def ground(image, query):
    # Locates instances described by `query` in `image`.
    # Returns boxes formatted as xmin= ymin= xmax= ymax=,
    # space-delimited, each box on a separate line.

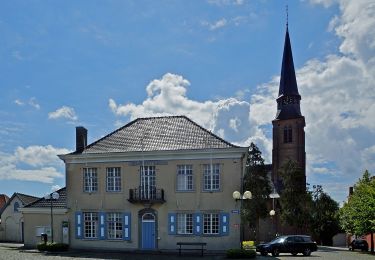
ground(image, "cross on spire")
xmin=286 ymin=4 xmax=289 ymax=28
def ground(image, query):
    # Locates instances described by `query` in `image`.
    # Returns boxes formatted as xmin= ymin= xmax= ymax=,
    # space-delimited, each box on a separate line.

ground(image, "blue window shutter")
xmin=168 ymin=213 xmax=176 ymax=235
xmin=193 ymin=213 xmax=202 ymax=236
xmin=123 ymin=212 xmax=131 ymax=241
xmin=220 ymin=212 xmax=229 ymax=236
xmin=75 ymin=211 xmax=83 ymax=239
xmin=99 ymin=212 xmax=106 ymax=240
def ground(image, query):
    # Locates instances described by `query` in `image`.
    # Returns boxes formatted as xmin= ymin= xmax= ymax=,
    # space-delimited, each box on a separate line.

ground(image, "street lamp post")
xmin=232 ymin=190 xmax=252 ymax=249
xmin=269 ymin=190 xmax=280 ymax=237
xmin=44 ymin=192 xmax=59 ymax=243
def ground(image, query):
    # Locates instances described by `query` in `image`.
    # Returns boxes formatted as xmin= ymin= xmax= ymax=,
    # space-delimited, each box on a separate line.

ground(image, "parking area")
xmin=0 ymin=243 xmax=374 ymax=260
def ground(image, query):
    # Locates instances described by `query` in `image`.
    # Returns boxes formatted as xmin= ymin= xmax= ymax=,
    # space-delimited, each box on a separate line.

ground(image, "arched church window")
xmin=283 ymin=126 xmax=293 ymax=143
xmin=14 ymin=202 xmax=20 ymax=212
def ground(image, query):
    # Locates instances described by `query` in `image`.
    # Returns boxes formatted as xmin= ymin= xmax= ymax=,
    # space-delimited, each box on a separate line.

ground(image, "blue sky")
xmin=0 ymin=0 xmax=374 ymax=204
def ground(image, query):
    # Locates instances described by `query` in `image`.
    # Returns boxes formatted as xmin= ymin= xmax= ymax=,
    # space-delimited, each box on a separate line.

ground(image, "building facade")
xmin=20 ymin=188 xmax=68 ymax=247
xmin=59 ymin=116 xmax=248 ymax=251
xmin=0 ymin=193 xmax=38 ymax=242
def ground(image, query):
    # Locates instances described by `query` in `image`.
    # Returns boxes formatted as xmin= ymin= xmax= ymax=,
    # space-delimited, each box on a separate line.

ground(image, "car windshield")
xmin=270 ymin=236 xmax=286 ymax=244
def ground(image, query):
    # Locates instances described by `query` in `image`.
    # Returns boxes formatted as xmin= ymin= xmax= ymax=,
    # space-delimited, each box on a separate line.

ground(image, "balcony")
xmin=128 ymin=186 xmax=165 ymax=204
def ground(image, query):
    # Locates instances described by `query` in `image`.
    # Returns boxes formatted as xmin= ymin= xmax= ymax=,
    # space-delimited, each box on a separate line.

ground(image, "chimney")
xmin=349 ymin=186 xmax=353 ymax=196
xmin=76 ymin=126 xmax=87 ymax=153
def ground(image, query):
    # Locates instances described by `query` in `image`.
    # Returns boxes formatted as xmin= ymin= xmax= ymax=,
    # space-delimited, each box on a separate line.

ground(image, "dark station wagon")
xmin=256 ymin=235 xmax=318 ymax=256
xmin=349 ymin=239 xmax=369 ymax=251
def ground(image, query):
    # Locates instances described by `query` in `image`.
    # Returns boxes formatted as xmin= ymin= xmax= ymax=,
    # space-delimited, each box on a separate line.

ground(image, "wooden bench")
xmin=176 ymin=242 xmax=207 ymax=256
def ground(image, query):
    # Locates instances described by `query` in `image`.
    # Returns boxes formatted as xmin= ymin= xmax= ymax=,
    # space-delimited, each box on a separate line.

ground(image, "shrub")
xmin=37 ymin=242 xmax=69 ymax=252
xmin=226 ymin=248 xmax=256 ymax=258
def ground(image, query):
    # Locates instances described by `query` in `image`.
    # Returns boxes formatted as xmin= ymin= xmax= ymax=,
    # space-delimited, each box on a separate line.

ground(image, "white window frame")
xmin=106 ymin=167 xmax=121 ymax=192
xmin=84 ymin=212 xmax=98 ymax=239
xmin=107 ymin=212 xmax=123 ymax=239
xmin=83 ymin=168 xmax=98 ymax=193
xmin=177 ymin=213 xmax=193 ymax=235
xmin=140 ymin=166 xmax=156 ymax=199
xmin=177 ymin=165 xmax=193 ymax=191
xmin=203 ymin=213 xmax=219 ymax=235
xmin=203 ymin=164 xmax=220 ymax=191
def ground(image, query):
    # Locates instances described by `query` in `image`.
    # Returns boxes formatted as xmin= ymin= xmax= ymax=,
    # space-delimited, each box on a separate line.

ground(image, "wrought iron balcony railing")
xmin=128 ymin=186 xmax=165 ymax=204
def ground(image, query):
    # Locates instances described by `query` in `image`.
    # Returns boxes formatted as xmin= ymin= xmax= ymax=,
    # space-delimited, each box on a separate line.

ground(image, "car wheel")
xmin=261 ymin=251 xmax=268 ymax=256
xmin=272 ymin=248 xmax=280 ymax=257
xmin=303 ymin=248 xmax=311 ymax=256
xmin=291 ymin=252 xmax=298 ymax=256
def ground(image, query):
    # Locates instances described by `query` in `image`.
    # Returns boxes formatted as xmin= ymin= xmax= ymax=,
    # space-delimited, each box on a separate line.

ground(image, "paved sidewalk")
xmin=0 ymin=243 xmax=227 ymax=260
xmin=1 ymin=243 xmax=374 ymax=260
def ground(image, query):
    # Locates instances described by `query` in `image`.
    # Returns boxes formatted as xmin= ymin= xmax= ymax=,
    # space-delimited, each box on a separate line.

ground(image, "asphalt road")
xmin=0 ymin=243 xmax=374 ymax=260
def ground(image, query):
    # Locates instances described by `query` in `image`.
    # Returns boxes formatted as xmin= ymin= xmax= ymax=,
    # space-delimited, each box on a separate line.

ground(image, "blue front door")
xmin=142 ymin=213 xmax=156 ymax=249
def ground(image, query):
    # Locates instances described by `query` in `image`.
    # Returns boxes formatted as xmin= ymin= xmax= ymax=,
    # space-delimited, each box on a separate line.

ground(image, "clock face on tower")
xmin=282 ymin=96 xmax=295 ymax=105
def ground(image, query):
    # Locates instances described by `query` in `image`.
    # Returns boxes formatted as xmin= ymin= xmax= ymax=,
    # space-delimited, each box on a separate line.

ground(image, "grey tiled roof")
xmin=25 ymin=188 xmax=66 ymax=209
xmin=16 ymin=193 xmax=39 ymax=205
xmin=0 ymin=192 xmax=39 ymax=215
xmin=82 ymin=116 xmax=239 ymax=154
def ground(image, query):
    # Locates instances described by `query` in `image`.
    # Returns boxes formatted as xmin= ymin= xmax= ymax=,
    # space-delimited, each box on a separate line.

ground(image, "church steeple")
xmin=271 ymin=13 xmax=306 ymax=236
xmin=275 ymin=26 xmax=302 ymax=120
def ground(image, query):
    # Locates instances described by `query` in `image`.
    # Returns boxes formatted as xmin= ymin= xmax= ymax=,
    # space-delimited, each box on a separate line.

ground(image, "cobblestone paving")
xmin=0 ymin=243 xmax=374 ymax=260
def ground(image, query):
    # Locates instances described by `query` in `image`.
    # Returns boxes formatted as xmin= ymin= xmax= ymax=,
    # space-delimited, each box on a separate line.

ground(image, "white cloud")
xmin=202 ymin=18 xmax=228 ymax=31
xmin=14 ymin=97 xmax=40 ymax=109
xmin=48 ymin=106 xmax=78 ymax=121
xmin=15 ymin=145 xmax=70 ymax=167
xmin=210 ymin=18 xmax=228 ymax=30
xmin=51 ymin=184 xmax=62 ymax=192
xmin=0 ymin=145 xmax=69 ymax=183
xmin=207 ymin=0 xmax=245 ymax=6
xmin=109 ymin=73 xmax=251 ymax=145
xmin=28 ymin=97 xmax=40 ymax=110
xmin=14 ymin=99 xmax=24 ymax=106
xmin=309 ymin=0 xmax=338 ymax=8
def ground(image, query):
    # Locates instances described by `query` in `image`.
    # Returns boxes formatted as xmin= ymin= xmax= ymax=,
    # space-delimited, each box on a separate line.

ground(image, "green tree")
xmin=339 ymin=170 xmax=375 ymax=253
xmin=310 ymin=185 xmax=341 ymax=245
xmin=279 ymin=159 xmax=311 ymax=232
xmin=243 ymin=143 xmax=272 ymax=242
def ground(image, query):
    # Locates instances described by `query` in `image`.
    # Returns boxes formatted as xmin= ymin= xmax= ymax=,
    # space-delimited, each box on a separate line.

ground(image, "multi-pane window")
xmin=84 ymin=212 xmax=98 ymax=238
xmin=140 ymin=166 xmax=156 ymax=199
xmin=107 ymin=213 xmax=123 ymax=239
xmin=177 ymin=213 xmax=193 ymax=235
xmin=106 ymin=167 xmax=121 ymax=192
xmin=203 ymin=213 xmax=219 ymax=235
xmin=177 ymin=165 xmax=193 ymax=191
xmin=283 ymin=126 xmax=293 ymax=143
xmin=83 ymin=168 xmax=98 ymax=192
xmin=203 ymin=164 xmax=220 ymax=191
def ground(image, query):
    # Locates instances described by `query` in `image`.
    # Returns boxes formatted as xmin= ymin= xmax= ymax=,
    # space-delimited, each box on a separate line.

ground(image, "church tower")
xmin=272 ymin=24 xmax=306 ymax=190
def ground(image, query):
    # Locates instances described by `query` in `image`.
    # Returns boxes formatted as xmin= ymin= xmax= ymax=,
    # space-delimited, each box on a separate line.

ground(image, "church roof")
xmin=0 ymin=192 xmax=38 ymax=215
xmin=80 ymin=116 xmax=239 ymax=154
xmin=278 ymin=27 xmax=300 ymax=97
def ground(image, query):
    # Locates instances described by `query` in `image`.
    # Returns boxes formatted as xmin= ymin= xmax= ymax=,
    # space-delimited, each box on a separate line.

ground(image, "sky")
xmin=0 ymin=0 xmax=374 ymax=204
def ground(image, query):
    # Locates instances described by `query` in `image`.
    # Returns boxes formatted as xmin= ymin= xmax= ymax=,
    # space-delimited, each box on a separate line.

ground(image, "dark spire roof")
xmin=275 ymin=25 xmax=303 ymax=120
xmin=278 ymin=27 xmax=299 ymax=97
